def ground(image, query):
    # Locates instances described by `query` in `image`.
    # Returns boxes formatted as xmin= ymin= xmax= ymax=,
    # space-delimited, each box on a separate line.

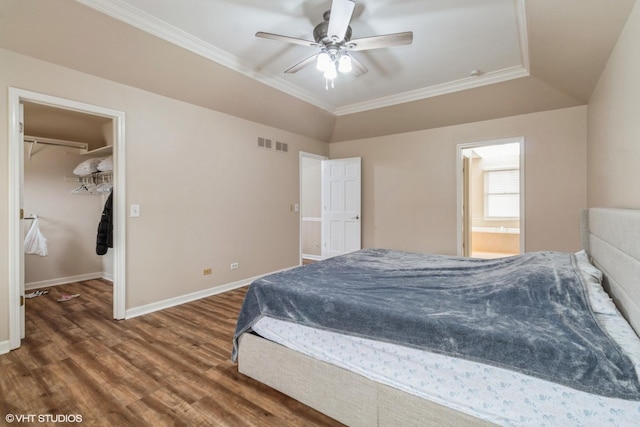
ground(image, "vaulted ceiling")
xmin=0 ymin=0 xmax=636 ymax=142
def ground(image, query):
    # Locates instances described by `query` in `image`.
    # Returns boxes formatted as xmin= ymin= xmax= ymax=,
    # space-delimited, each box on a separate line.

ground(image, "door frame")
xmin=8 ymin=87 xmax=127 ymax=350
xmin=456 ymin=137 xmax=525 ymax=257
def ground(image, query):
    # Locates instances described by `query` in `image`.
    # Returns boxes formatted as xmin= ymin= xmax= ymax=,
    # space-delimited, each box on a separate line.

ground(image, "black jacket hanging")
xmin=96 ymin=192 xmax=113 ymax=255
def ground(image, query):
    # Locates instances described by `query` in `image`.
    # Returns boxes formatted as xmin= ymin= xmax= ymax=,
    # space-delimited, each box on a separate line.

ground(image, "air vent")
xmin=257 ymin=137 xmax=272 ymax=149
xmin=258 ymin=136 xmax=287 ymax=153
xmin=275 ymin=141 xmax=288 ymax=153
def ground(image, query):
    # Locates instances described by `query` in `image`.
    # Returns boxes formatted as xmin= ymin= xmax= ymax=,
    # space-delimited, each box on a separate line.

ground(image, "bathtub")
xmin=471 ymin=226 xmax=520 ymax=256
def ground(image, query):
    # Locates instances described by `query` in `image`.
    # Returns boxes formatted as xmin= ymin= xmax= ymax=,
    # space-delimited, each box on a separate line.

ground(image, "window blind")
xmin=485 ymin=169 xmax=519 ymax=218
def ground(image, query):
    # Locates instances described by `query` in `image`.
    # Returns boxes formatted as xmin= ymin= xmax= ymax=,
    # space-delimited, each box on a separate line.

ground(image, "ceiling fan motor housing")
xmin=314 ymin=10 xmax=352 ymax=45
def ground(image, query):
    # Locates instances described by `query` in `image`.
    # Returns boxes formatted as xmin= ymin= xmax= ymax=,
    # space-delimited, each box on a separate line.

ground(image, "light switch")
xmin=130 ymin=204 xmax=140 ymax=217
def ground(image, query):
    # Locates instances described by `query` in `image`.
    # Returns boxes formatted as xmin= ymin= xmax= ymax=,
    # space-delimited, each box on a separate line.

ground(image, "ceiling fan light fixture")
xmin=316 ymin=52 xmax=331 ymax=71
xmin=323 ymin=61 xmax=338 ymax=80
xmin=338 ymin=54 xmax=352 ymax=73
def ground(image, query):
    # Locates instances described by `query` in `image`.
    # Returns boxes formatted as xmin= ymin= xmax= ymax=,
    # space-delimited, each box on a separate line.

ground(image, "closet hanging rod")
xmin=64 ymin=171 xmax=113 ymax=182
xmin=24 ymin=135 xmax=89 ymax=150
xmin=24 ymin=135 xmax=89 ymax=160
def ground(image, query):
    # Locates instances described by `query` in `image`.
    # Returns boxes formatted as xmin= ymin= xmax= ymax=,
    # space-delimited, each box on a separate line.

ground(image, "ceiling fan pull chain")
xmin=325 ymin=77 xmax=337 ymax=91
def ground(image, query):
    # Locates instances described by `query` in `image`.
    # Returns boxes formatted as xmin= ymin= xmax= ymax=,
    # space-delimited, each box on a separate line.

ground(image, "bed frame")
xmin=237 ymin=208 xmax=640 ymax=426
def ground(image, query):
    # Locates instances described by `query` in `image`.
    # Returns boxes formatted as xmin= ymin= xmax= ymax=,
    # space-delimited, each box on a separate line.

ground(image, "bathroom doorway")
xmin=457 ymin=138 xmax=524 ymax=258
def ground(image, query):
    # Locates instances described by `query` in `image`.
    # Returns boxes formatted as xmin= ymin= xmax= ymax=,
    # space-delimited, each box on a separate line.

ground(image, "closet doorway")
xmin=8 ymin=88 xmax=126 ymax=350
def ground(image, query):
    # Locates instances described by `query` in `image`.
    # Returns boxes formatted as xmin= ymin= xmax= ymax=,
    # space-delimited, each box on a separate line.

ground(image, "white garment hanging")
xmin=24 ymin=217 xmax=48 ymax=256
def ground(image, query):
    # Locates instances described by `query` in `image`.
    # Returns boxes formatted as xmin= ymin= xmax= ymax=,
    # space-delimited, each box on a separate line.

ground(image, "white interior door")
xmin=322 ymin=157 xmax=361 ymax=258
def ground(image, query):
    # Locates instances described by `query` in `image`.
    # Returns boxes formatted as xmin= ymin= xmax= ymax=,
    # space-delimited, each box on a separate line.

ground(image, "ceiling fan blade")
xmin=348 ymin=31 xmax=413 ymax=51
xmin=255 ymin=31 xmax=318 ymax=48
xmin=349 ymin=55 xmax=368 ymax=77
xmin=327 ymin=0 xmax=355 ymax=41
xmin=284 ymin=54 xmax=319 ymax=74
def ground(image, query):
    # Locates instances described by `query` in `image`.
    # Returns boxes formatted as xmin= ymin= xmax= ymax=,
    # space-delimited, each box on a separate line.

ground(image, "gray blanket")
xmin=232 ymin=249 xmax=640 ymax=400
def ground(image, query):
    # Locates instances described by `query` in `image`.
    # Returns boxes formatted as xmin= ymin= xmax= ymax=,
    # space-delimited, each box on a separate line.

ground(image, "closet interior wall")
xmin=23 ymin=143 xmax=108 ymax=289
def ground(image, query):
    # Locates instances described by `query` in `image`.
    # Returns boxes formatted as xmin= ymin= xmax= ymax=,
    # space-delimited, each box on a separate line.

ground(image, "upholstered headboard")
xmin=581 ymin=208 xmax=640 ymax=337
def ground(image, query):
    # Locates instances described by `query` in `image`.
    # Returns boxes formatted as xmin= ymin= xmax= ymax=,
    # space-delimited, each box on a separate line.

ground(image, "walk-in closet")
xmin=22 ymin=101 xmax=114 ymax=293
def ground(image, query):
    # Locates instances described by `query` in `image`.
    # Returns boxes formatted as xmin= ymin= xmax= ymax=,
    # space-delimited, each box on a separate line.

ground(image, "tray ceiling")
xmin=78 ymin=0 xmax=529 ymax=115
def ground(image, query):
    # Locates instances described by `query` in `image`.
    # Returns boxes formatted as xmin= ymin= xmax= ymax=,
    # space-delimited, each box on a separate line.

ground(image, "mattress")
xmin=252 ymin=310 xmax=640 ymax=426
xmin=249 ymin=252 xmax=640 ymax=426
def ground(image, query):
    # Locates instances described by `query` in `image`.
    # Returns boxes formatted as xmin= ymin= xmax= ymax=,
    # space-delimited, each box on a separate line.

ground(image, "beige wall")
xmin=301 ymin=221 xmax=322 ymax=257
xmin=588 ymin=1 xmax=640 ymax=208
xmin=0 ymin=48 xmax=328 ymax=344
xmin=329 ymin=106 xmax=587 ymax=255
xmin=301 ymin=156 xmax=322 ymax=257
xmin=301 ymin=157 xmax=322 ymax=218
xmin=23 ymin=145 xmax=104 ymax=285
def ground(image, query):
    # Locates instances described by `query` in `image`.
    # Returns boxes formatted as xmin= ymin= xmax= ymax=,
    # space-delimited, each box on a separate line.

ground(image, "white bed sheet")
xmin=252 ymin=308 xmax=640 ymax=427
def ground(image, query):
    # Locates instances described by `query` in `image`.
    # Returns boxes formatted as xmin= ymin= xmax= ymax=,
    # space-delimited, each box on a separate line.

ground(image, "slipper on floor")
xmin=57 ymin=294 xmax=80 ymax=302
xmin=25 ymin=289 xmax=50 ymax=299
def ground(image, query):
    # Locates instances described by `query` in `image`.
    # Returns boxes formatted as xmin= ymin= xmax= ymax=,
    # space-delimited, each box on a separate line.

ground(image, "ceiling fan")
xmin=255 ymin=0 xmax=413 ymax=89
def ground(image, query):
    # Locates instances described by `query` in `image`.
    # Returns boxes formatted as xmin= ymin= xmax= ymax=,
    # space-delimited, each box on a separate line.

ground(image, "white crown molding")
xmin=76 ymin=0 xmax=530 ymax=117
xmin=75 ymin=0 xmax=335 ymax=112
xmin=335 ymin=0 xmax=531 ymax=116
xmin=514 ymin=0 xmax=530 ymax=71
xmin=334 ymin=66 xmax=530 ymax=116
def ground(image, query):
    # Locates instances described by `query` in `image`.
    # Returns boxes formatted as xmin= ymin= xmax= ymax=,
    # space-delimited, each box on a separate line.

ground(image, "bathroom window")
xmin=485 ymin=168 xmax=519 ymax=218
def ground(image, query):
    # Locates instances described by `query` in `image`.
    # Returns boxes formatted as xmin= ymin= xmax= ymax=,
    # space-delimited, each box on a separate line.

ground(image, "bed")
xmin=233 ymin=208 xmax=640 ymax=426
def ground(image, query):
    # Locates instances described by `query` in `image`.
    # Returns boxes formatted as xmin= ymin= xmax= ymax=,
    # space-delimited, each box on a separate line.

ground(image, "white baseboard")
xmin=22 ymin=267 xmax=295 ymax=334
xmin=25 ymin=272 xmax=108 ymax=290
xmin=125 ymin=266 xmax=295 ymax=319
xmin=0 ymin=340 xmax=10 ymax=355
xmin=302 ymin=254 xmax=323 ymax=261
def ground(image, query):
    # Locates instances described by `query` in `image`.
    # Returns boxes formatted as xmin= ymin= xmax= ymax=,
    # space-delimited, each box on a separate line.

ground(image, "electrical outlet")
xmin=230 ymin=262 xmax=239 ymax=270
xmin=202 ymin=268 xmax=212 ymax=275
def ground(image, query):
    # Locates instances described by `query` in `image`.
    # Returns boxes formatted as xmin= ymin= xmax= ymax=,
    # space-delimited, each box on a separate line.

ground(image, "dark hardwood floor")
xmin=0 ymin=280 xmax=342 ymax=426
